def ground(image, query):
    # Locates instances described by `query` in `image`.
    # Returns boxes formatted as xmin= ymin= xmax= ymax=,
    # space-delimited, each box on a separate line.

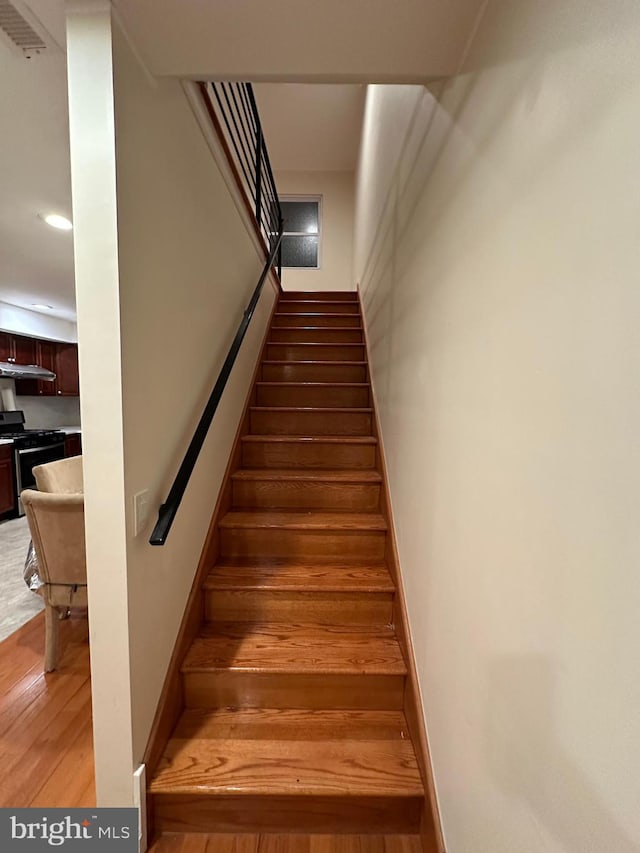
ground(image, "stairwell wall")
xmin=67 ymin=3 xmax=277 ymax=805
xmin=275 ymin=170 xmax=355 ymax=293
xmin=354 ymin=1 xmax=640 ymax=851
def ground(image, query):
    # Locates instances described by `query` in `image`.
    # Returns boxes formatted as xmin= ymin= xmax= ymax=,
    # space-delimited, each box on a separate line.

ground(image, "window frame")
xmin=280 ymin=195 xmax=322 ymax=270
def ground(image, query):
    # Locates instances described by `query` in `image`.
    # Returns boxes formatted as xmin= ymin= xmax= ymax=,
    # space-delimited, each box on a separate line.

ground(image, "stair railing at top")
xmin=149 ymin=82 xmax=283 ymax=546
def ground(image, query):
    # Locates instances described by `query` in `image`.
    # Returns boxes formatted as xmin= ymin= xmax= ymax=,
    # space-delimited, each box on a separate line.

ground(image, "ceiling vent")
xmin=0 ymin=0 xmax=57 ymax=58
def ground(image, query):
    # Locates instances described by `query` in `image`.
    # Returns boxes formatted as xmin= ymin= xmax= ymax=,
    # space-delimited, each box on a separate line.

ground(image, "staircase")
xmin=149 ymin=291 xmax=427 ymax=843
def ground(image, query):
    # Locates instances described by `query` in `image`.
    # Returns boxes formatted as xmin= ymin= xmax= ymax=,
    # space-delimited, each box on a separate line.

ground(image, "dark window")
xmin=281 ymin=198 xmax=321 ymax=269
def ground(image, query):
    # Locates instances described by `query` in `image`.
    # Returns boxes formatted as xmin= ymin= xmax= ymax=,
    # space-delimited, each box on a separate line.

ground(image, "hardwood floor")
xmin=149 ymin=833 xmax=422 ymax=852
xmin=0 ymin=609 xmax=94 ymax=808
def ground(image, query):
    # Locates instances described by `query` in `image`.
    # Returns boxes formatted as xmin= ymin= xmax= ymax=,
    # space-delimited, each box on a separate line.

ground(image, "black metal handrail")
xmin=149 ymin=83 xmax=283 ymax=546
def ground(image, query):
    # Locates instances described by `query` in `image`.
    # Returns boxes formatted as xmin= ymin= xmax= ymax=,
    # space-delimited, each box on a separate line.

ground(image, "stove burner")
xmin=0 ymin=429 xmax=66 ymax=449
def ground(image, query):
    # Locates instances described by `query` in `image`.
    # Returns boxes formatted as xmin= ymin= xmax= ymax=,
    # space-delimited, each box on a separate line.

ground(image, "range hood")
xmin=0 ymin=361 xmax=56 ymax=381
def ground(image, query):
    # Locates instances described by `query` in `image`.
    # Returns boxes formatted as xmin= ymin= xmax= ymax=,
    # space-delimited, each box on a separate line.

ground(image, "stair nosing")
xmin=256 ymin=381 xmax=370 ymax=387
xmin=262 ymin=359 xmax=368 ymax=365
xmin=204 ymin=583 xmax=394 ymax=594
xmin=230 ymin=468 xmax=382 ymax=481
xmin=270 ymin=325 xmax=363 ymax=331
xmin=250 ymin=406 xmax=373 ymax=414
xmin=219 ymin=510 xmax=387 ymax=532
xmin=268 ymin=342 xmax=364 ymax=347
xmin=241 ymin=434 xmax=377 ymax=443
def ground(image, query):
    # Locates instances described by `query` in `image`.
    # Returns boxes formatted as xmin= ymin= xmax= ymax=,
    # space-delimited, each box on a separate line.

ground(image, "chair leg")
xmin=44 ymin=603 xmax=60 ymax=672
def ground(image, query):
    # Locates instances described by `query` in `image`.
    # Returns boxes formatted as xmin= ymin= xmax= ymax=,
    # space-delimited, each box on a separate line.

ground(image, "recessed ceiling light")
xmin=32 ymin=303 xmax=53 ymax=310
xmin=40 ymin=213 xmax=73 ymax=231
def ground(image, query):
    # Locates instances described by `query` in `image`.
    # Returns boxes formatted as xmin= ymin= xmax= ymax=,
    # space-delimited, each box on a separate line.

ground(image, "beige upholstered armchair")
xmin=21 ymin=456 xmax=86 ymax=672
xmin=34 ymin=454 xmax=83 ymax=494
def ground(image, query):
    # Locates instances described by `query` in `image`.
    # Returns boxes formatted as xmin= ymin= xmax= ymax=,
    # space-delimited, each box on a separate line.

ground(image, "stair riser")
xmin=270 ymin=328 xmax=363 ymax=344
xmin=204 ymin=590 xmax=393 ymax=624
xmin=273 ymin=314 xmax=361 ymax=328
xmin=220 ymin=528 xmax=386 ymax=560
xmin=280 ymin=292 xmax=359 ymax=302
xmin=266 ymin=344 xmax=365 ymax=362
xmin=153 ymin=793 xmax=421 ymax=835
xmin=250 ymin=409 xmax=372 ymax=436
xmin=277 ymin=302 xmax=360 ymax=315
xmin=242 ymin=441 xmax=376 ymax=469
xmin=183 ymin=672 xmax=404 ymax=711
xmin=256 ymin=384 xmax=370 ymax=408
xmin=262 ymin=363 xmax=367 ymax=383
xmin=232 ymin=479 xmax=381 ymax=511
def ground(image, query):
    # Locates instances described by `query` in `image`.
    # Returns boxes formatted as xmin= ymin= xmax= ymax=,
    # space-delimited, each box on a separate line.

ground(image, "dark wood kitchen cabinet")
xmin=0 ymin=445 xmax=15 ymax=516
xmin=0 ymin=332 xmax=10 ymax=362
xmin=13 ymin=335 xmax=37 ymax=366
xmin=36 ymin=340 xmax=57 ymax=396
xmin=9 ymin=335 xmax=80 ymax=398
xmin=64 ymin=433 xmax=82 ymax=458
xmin=14 ymin=339 xmax=57 ymax=397
xmin=0 ymin=332 xmax=36 ymax=366
xmin=54 ymin=343 xmax=79 ymax=396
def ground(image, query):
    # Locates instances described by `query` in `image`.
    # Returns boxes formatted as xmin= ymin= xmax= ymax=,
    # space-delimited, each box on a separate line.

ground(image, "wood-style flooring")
xmin=0 ymin=609 xmax=95 ymax=808
xmin=149 ymin=834 xmax=422 ymax=852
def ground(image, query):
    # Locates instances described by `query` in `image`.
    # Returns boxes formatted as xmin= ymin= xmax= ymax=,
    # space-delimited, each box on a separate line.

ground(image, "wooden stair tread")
xmin=280 ymin=291 xmax=358 ymax=299
xmin=256 ymin=381 xmax=370 ymax=388
xmin=150 ymin=709 xmax=421 ymax=797
xmin=219 ymin=511 xmax=387 ymax=531
xmin=262 ymin=360 xmax=368 ymax=367
xmin=205 ymin=560 xmax=394 ymax=592
xmin=241 ymin=435 xmax=376 ymax=444
xmin=231 ymin=469 xmax=382 ymax=483
xmin=268 ymin=342 xmax=364 ymax=348
xmin=148 ymin=834 xmax=422 ymax=852
xmin=250 ymin=407 xmax=373 ymax=414
xmin=167 ymin=708 xmax=409 ymax=739
xmin=279 ymin=300 xmax=359 ymax=307
xmin=182 ymin=623 xmax=406 ymax=675
xmin=149 ymin=278 xmax=429 ymax=838
xmin=270 ymin=326 xmax=363 ymax=332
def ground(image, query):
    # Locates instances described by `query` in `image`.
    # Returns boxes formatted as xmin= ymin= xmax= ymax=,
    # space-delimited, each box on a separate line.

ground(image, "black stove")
xmin=0 ymin=430 xmax=66 ymax=449
xmin=0 ymin=412 xmax=65 ymax=449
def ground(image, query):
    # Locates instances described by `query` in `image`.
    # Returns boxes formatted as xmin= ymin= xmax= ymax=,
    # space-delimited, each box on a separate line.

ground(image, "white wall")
xmin=277 ymin=171 xmax=355 ymax=292
xmin=354 ymin=2 xmax=640 ymax=851
xmin=13 ymin=395 xmax=81 ymax=429
xmin=67 ymin=3 xmax=277 ymax=805
xmin=67 ymin=0 xmax=132 ymax=807
xmin=0 ymin=301 xmax=76 ymax=342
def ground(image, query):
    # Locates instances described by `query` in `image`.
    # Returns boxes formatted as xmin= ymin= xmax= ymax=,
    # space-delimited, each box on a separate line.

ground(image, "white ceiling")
xmin=0 ymin=0 xmax=484 ymax=324
xmin=254 ymin=84 xmax=366 ymax=173
xmin=114 ymin=0 xmax=485 ymax=82
xmin=0 ymin=0 xmax=75 ymax=323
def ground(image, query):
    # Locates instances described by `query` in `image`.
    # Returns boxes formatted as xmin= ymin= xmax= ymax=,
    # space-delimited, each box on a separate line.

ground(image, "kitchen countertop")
xmin=55 ymin=426 xmax=82 ymax=435
xmin=0 ymin=438 xmax=13 ymax=446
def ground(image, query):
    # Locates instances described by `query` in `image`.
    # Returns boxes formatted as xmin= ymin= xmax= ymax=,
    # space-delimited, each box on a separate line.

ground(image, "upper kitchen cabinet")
xmin=54 ymin=343 xmax=79 ymax=396
xmin=13 ymin=335 xmax=37 ymax=366
xmin=36 ymin=340 xmax=57 ymax=396
xmin=14 ymin=338 xmax=62 ymax=397
xmin=0 ymin=332 xmax=36 ymax=365
xmin=3 ymin=334 xmax=40 ymax=396
xmin=0 ymin=332 xmax=10 ymax=362
xmin=6 ymin=332 xmax=80 ymax=398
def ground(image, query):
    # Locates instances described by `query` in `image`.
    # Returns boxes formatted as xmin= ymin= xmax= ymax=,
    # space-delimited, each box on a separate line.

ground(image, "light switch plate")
xmin=133 ymin=490 xmax=151 ymax=537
